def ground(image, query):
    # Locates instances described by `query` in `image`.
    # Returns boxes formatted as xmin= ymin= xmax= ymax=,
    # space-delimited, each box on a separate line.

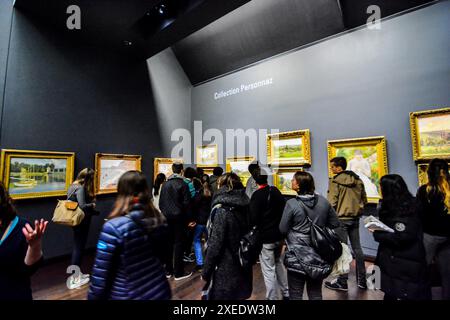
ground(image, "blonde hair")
xmin=426 ymin=159 xmax=450 ymax=212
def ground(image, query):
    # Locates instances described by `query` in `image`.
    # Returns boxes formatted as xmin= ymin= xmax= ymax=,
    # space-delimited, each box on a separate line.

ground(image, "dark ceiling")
xmin=173 ymin=0 xmax=436 ymax=85
xmin=13 ymin=0 xmax=251 ymax=59
xmin=14 ymin=0 xmax=436 ymax=84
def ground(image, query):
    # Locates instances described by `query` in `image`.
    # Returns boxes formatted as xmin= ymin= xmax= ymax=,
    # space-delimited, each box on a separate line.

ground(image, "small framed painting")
xmin=417 ymin=162 xmax=450 ymax=186
xmin=273 ymin=167 xmax=303 ymax=196
xmin=95 ymin=153 xmax=142 ymax=195
xmin=226 ymin=156 xmax=256 ymax=187
xmin=0 ymin=149 xmax=75 ymax=200
xmin=153 ymin=158 xmax=183 ymax=181
xmin=410 ymin=107 xmax=450 ymax=161
xmin=267 ymin=129 xmax=311 ymax=167
xmin=327 ymin=136 xmax=388 ymax=204
xmin=196 ymin=145 xmax=218 ymax=168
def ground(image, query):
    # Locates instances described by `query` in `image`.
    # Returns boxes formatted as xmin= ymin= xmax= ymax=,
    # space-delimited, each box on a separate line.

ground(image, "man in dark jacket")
xmin=325 ymin=157 xmax=368 ymax=291
xmin=249 ymin=173 xmax=289 ymax=300
xmin=209 ymin=166 xmax=223 ymax=194
xmin=159 ymin=163 xmax=192 ymax=281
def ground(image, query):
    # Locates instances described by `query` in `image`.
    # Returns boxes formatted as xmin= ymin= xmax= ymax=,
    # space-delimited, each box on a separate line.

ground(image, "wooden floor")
xmin=31 ymin=254 xmax=384 ymax=300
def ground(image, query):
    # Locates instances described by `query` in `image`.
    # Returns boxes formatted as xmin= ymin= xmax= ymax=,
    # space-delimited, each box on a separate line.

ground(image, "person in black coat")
xmin=249 ymin=172 xmax=289 ymax=300
xmin=88 ymin=171 xmax=171 ymax=300
xmin=416 ymin=159 xmax=450 ymax=300
xmin=0 ymin=182 xmax=48 ymax=300
xmin=201 ymin=173 xmax=252 ymax=300
xmin=159 ymin=162 xmax=192 ymax=280
xmin=370 ymin=174 xmax=431 ymax=300
xmin=192 ymin=177 xmax=212 ymax=271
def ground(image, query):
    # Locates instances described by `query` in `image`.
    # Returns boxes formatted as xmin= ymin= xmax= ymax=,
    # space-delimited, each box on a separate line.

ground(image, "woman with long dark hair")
xmin=202 ymin=173 xmax=252 ymax=300
xmin=370 ymin=174 xmax=430 ymax=300
xmin=416 ymin=159 xmax=450 ymax=300
xmin=152 ymin=173 xmax=166 ymax=211
xmin=88 ymin=171 xmax=171 ymax=300
xmin=0 ymin=183 xmax=48 ymax=300
xmin=67 ymin=168 xmax=97 ymax=289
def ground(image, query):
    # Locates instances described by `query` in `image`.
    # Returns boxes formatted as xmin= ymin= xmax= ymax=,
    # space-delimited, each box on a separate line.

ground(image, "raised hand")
xmin=22 ymin=219 xmax=48 ymax=247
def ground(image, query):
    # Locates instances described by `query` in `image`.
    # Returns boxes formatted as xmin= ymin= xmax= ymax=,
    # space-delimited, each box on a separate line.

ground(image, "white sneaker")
xmin=67 ymin=275 xmax=90 ymax=290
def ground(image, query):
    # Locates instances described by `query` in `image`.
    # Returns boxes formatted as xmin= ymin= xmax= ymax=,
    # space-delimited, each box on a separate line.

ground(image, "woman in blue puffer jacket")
xmin=88 ymin=171 xmax=171 ymax=300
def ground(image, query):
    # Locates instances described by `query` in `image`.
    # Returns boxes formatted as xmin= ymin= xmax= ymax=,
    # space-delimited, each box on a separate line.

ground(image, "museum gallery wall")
xmin=0 ymin=7 xmax=190 ymax=258
xmin=191 ymin=2 xmax=450 ymax=256
xmin=0 ymin=2 xmax=448 ymax=260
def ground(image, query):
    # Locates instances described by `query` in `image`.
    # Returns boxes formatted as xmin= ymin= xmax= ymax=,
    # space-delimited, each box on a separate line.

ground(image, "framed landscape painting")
xmin=327 ymin=136 xmax=388 ymax=203
xmin=154 ymin=158 xmax=183 ymax=181
xmin=0 ymin=149 xmax=75 ymax=200
xmin=95 ymin=153 xmax=142 ymax=195
xmin=410 ymin=107 xmax=450 ymax=161
xmin=226 ymin=156 xmax=256 ymax=187
xmin=196 ymin=145 xmax=218 ymax=168
xmin=267 ymin=129 xmax=311 ymax=166
xmin=273 ymin=167 xmax=303 ymax=196
xmin=417 ymin=162 xmax=450 ymax=186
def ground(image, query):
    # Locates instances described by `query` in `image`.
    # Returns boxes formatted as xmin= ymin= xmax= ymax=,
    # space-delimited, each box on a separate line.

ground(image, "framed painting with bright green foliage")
xmin=410 ymin=107 xmax=450 ymax=161
xmin=267 ymin=129 xmax=311 ymax=166
xmin=273 ymin=167 xmax=303 ymax=196
xmin=0 ymin=149 xmax=75 ymax=200
xmin=226 ymin=156 xmax=256 ymax=187
xmin=327 ymin=136 xmax=388 ymax=203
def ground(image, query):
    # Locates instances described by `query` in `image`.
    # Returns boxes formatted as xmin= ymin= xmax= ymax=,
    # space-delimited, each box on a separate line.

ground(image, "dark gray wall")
xmin=0 ymin=9 xmax=167 ymax=259
xmin=0 ymin=0 xmax=14 ymax=130
xmin=191 ymin=2 xmax=450 ymax=256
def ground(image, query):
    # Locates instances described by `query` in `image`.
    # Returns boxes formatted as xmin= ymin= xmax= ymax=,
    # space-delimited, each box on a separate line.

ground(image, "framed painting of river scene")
xmin=0 ymin=149 xmax=75 ymax=200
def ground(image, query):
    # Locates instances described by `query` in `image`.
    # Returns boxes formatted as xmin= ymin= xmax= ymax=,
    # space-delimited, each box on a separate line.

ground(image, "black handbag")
xmin=298 ymin=200 xmax=342 ymax=264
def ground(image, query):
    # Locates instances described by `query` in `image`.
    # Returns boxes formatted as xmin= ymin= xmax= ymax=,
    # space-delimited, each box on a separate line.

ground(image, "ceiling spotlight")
xmin=123 ymin=40 xmax=133 ymax=46
xmin=157 ymin=4 xmax=167 ymax=16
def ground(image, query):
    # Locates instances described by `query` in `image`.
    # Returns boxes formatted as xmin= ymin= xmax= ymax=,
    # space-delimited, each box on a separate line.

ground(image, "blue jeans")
xmin=194 ymin=224 xmax=207 ymax=266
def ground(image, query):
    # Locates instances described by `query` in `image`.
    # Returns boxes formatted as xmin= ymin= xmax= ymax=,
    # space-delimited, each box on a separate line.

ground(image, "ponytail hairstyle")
xmin=426 ymin=159 xmax=450 ymax=211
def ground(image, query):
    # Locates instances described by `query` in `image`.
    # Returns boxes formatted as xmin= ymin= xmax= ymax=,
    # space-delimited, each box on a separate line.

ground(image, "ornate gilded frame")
xmin=273 ymin=167 xmax=303 ymax=196
xmin=267 ymin=129 xmax=311 ymax=167
xmin=327 ymin=136 xmax=388 ymax=204
xmin=196 ymin=144 xmax=219 ymax=168
xmin=226 ymin=156 xmax=256 ymax=187
xmin=95 ymin=153 xmax=142 ymax=195
xmin=153 ymin=157 xmax=183 ymax=181
xmin=410 ymin=107 xmax=450 ymax=161
xmin=417 ymin=162 xmax=450 ymax=186
xmin=0 ymin=149 xmax=75 ymax=200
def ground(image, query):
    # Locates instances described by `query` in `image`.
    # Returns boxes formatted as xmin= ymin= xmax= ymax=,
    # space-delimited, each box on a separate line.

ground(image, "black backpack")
xmin=298 ymin=199 xmax=342 ymax=264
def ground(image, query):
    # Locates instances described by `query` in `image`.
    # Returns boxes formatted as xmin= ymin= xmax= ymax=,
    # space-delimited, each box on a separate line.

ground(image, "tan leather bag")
xmin=52 ymin=189 xmax=85 ymax=226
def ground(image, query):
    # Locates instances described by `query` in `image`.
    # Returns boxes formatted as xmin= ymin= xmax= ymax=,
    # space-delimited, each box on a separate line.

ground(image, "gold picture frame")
xmin=267 ymin=129 xmax=311 ymax=167
xmin=410 ymin=107 xmax=450 ymax=161
xmin=226 ymin=156 xmax=256 ymax=187
xmin=196 ymin=144 xmax=218 ymax=168
xmin=417 ymin=162 xmax=450 ymax=186
xmin=95 ymin=153 xmax=142 ymax=195
xmin=273 ymin=167 xmax=303 ymax=196
xmin=202 ymin=167 xmax=214 ymax=176
xmin=0 ymin=149 xmax=75 ymax=200
xmin=153 ymin=157 xmax=183 ymax=181
xmin=327 ymin=136 xmax=388 ymax=204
